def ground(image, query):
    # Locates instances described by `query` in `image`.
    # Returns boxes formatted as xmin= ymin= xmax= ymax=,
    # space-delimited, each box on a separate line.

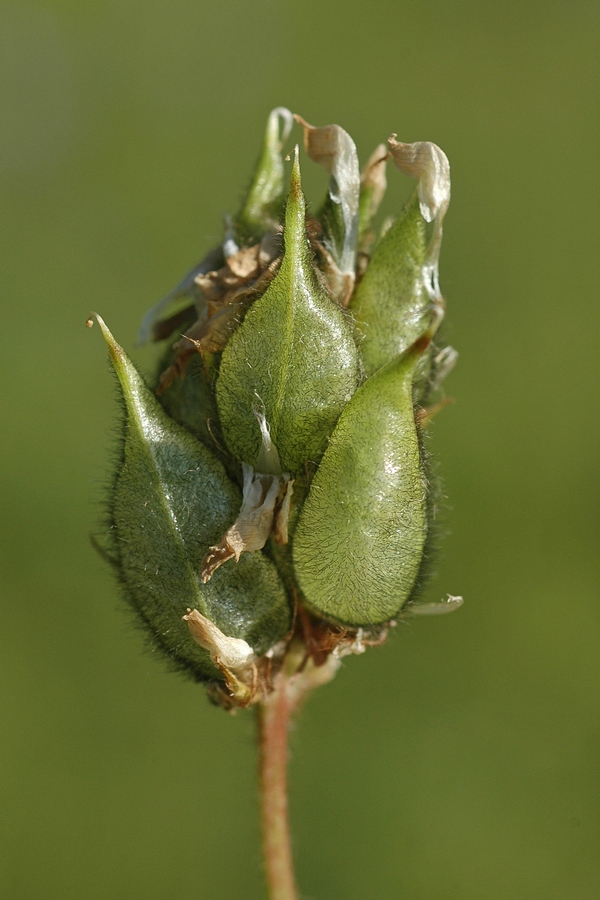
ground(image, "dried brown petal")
xmin=201 ymin=466 xmax=293 ymax=582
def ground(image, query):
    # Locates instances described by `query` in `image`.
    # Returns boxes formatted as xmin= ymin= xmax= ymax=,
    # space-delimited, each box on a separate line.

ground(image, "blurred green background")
xmin=1 ymin=0 xmax=599 ymax=897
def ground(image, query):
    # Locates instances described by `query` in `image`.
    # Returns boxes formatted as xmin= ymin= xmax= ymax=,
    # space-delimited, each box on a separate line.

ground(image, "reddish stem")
xmin=257 ymin=674 xmax=298 ymax=900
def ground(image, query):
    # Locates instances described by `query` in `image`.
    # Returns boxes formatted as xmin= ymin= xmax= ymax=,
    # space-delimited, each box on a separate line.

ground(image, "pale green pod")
xmin=293 ymin=336 xmax=431 ymax=626
xmin=95 ymin=316 xmax=291 ymax=681
xmin=349 ymin=192 xmax=429 ymax=378
xmin=236 ymin=107 xmax=293 ymax=242
xmin=350 ymin=137 xmax=451 ymax=384
xmin=216 ymin=149 xmax=360 ymax=474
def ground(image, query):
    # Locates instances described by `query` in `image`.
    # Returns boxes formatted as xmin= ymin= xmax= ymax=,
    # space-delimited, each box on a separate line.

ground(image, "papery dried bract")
xmin=137 ymin=245 xmax=222 ymax=347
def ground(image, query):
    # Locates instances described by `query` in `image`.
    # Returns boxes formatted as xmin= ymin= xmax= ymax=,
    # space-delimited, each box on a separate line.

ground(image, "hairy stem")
xmin=258 ymin=673 xmax=298 ymax=900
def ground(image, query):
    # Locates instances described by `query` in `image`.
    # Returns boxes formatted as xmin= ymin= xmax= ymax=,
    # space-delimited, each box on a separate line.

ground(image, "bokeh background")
xmin=2 ymin=1 xmax=599 ymax=897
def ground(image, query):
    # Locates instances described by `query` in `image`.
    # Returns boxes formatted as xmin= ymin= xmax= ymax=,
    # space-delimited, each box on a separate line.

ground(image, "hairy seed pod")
xmin=350 ymin=193 xmax=429 ymax=377
xmin=92 ymin=110 xmax=460 ymax=703
xmin=95 ymin=315 xmax=290 ymax=681
xmin=293 ymin=334 xmax=433 ymax=626
xmin=216 ymin=148 xmax=360 ymax=475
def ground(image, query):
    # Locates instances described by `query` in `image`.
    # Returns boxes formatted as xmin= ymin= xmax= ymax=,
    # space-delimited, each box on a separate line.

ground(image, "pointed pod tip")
xmin=284 ymin=145 xmax=306 ymax=239
xmin=290 ymin=143 xmax=301 ymax=187
xmin=88 ymin=312 xmax=127 ymax=369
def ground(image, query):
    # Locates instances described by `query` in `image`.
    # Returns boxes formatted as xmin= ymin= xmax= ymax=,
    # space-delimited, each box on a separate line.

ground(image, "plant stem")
xmin=258 ymin=673 xmax=298 ymax=900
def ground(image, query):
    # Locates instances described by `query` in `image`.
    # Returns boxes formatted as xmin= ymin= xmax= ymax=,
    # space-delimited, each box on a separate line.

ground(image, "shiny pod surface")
xmin=350 ymin=193 xmax=429 ymax=378
xmin=216 ymin=151 xmax=359 ymax=474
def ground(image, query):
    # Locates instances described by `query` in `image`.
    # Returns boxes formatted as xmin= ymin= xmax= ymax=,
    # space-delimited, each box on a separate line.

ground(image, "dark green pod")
xmin=154 ymin=351 xmax=219 ymax=454
xmin=292 ymin=337 xmax=430 ymax=627
xmin=215 ymin=150 xmax=360 ymax=474
xmin=96 ymin=316 xmax=291 ymax=680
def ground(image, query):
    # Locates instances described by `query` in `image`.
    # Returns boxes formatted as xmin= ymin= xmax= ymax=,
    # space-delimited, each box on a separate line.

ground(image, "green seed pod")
xmin=293 ymin=332 xmax=434 ymax=627
xmin=93 ymin=114 xmax=461 ymax=705
xmin=350 ymin=193 xmax=428 ymax=377
xmin=216 ymin=148 xmax=360 ymax=475
xmin=94 ymin=315 xmax=290 ymax=682
xmin=349 ymin=138 xmax=451 ymax=381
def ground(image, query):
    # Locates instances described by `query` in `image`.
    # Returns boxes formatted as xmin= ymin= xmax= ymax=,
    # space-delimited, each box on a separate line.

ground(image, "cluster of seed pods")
xmin=91 ymin=108 xmax=460 ymax=706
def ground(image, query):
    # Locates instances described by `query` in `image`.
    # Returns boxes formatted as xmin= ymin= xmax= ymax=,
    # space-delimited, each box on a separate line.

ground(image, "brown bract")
xmin=156 ymin=237 xmax=281 ymax=394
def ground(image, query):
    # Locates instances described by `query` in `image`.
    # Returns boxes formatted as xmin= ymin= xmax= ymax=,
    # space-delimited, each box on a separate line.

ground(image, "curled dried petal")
xmin=201 ymin=465 xmax=293 ymax=582
xmin=183 ymin=608 xmax=256 ymax=670
xmin=294 ymin=114 xmax=360 ymax=300
xmin=388 ymin=137 xmax=451 ymax=300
